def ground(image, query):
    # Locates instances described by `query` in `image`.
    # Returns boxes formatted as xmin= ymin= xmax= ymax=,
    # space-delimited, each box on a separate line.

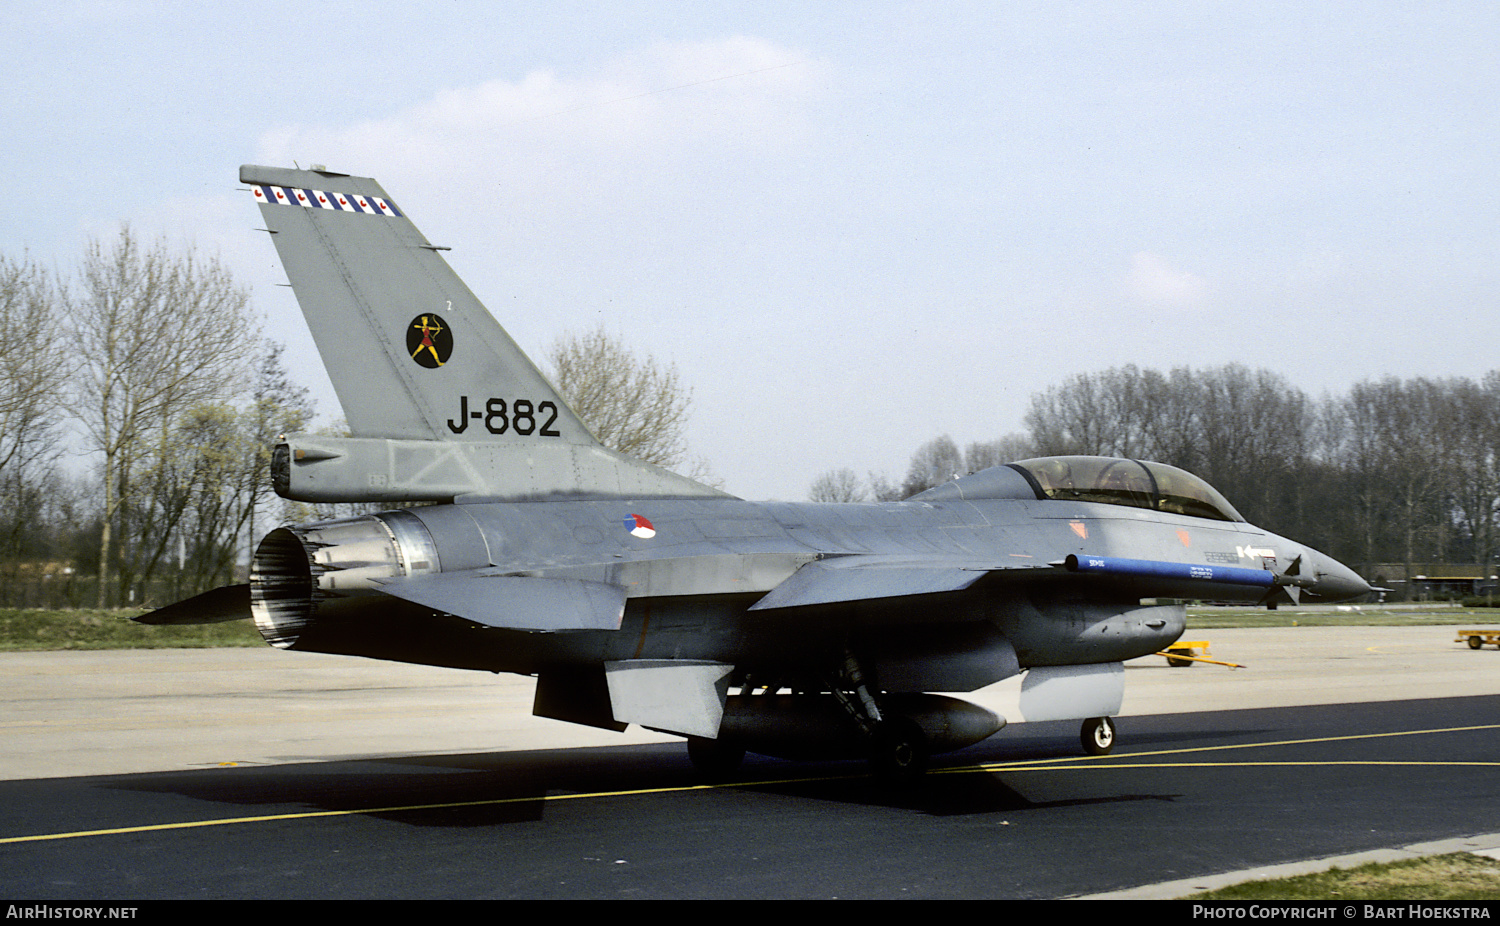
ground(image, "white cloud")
xmin=1125 ymin=251 xmax=1209 ymax=308
xmin=256 ymin=37 xmax=828 ymax=191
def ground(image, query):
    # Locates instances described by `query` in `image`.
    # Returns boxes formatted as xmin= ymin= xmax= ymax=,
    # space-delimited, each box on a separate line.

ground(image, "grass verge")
xmin=1184 ymin=852 xmax=1500 ymax=901
xmin=0 ymin=608 xmax=263 ymax=650
xmin=1186 ymin=604 xmax=1500 ymax=629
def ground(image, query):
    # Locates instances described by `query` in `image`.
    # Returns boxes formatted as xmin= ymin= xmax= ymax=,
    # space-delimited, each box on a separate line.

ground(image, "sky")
xmin=4 ymin=1 xmax=1498 ymax=501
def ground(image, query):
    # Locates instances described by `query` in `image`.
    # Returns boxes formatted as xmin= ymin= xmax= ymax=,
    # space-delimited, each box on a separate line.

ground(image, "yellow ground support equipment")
xmin=1159 ymin=640 xmax=1245 ymax=669
xmin=1457 ymin=629 xmax=1500 ymax=650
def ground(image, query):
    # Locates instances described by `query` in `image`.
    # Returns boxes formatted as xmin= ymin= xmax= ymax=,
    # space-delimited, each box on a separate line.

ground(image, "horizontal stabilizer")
xmin=377 ymin=572 xmax=626 ymax=632
xmin=135 ymin=584 xmax=250 ymax=625
xmin=749 ymin=556 xmax=1050 ymax=611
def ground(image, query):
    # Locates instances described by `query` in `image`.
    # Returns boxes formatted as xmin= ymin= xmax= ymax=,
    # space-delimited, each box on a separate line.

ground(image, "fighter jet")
xmin=145 ymin=165 xmax=1373 ymax=779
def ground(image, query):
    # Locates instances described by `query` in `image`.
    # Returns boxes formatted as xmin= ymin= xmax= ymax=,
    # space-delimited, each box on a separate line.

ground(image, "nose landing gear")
xmin=1081 ymin=716 xmax=1116 ymax=755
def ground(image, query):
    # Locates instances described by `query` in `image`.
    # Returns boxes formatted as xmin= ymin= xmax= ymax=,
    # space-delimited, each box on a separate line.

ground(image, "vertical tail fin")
xmin=242 ymin=165 xmax=725 ymax=501
xmin=241 ymin=164 xmax=590 ymax=444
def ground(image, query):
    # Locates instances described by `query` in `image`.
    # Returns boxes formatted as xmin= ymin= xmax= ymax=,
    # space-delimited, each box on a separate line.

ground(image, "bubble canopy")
xmin=1006 ymin=456 xmax=1245 ymax=523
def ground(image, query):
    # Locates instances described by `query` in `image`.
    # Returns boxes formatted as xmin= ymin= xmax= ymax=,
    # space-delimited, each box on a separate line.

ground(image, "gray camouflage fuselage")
xmin=254 ymin=462 xmax=1358 ymax=686
xmin=144 ymin=165 xmax=1372 ymax=770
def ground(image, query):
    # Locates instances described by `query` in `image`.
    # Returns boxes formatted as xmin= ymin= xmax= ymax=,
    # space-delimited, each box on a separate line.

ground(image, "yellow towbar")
xmin=1158 ymin=640 xmax=1245 ymax=669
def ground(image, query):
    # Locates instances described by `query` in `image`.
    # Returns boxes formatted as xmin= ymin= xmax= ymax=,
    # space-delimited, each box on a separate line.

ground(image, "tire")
xmin=686 ymin=735 xmax=745 ymax=780
xmin=1167 ymin=656 xmax=1193 ymax=668
xmin=1081 ymin=716 xmax=1116 ymax=756
xmin=1470 ymin=636 xmax=1484 ymax=650
xmin=869 ymin=716 xmax=929 ymax=783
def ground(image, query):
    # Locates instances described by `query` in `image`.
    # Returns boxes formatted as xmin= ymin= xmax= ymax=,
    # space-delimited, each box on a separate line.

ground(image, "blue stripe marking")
xmin=1066 ymin=555 xmax=1275 ymax=587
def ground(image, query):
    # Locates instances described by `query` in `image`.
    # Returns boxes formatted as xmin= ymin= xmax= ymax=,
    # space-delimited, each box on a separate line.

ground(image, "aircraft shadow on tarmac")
xmin=92 ymin=727 xmax=1216 ymax=826
xmin=50 ymin=693 xmax=1498 ymax=844
xmin=96 ymin=690 xmax=1500 ymax=829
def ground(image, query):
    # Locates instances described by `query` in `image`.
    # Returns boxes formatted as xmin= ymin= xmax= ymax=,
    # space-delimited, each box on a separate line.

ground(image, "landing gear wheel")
xmin=870 ymin=716 xmax=929 ymax=783
xmin=1081 ymin=716 xmax=1116 ymax=756
xmin=1469 ymin=636 xmax=1484 ymax=650
xmin=687 ymin=735 xmax=745 ymax=780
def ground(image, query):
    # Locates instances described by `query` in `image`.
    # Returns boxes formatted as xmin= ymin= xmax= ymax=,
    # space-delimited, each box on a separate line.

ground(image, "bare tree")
xmin=1024 ymin=370 xmax=1114 ymax=456
xmin=901 ymin=435 xmax=965 ymax=498
xmin=849 ymin=434 xmax=1036 ymax=506
xmin=1449 ymin=374 xmax=1500 ymax=571
xmin=1024 ymin=365 xmax=1181 ymax=460
xmin=0 ymin=254 xmax=68 ymax=584
xmin=548 ymin=327 xmax=694 ymax=470
xmin=868 ymin=472 xmax=905 ymax=502
xmin=238 ymin=341 xmax=315 ymax=556
xmin=67 ymin=228 xmax=260 ymax=606
xmin=809 ymin=467 xmax=867 ymax=503
xmin=135 ymin=401 xmax=242 ymax=600
xmin=963 ymin=433 xmax=1035 ymax=472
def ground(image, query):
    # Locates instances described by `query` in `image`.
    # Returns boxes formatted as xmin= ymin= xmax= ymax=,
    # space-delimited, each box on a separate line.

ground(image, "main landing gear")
xmin=831 ymin=649 xmax=931 ymax=783
xmin=868 ymin=715 xmax=929 ymax=782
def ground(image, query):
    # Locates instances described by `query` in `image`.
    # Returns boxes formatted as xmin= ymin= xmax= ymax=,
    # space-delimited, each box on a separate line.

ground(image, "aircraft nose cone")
xmin=1308 ymin=554 xmax=1373 ymax=602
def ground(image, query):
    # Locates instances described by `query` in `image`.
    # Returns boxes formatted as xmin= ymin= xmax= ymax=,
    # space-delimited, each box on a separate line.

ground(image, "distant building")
xmin=1368 ymin=563 xmax=1498 ymax=600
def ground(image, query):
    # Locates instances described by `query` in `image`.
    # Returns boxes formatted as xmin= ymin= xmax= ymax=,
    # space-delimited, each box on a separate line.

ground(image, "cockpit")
xmin=1006 ymin=456 xmax=1245 ymax=523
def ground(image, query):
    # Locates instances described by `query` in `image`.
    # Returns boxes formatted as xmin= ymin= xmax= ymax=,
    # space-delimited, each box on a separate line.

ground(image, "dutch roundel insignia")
xmin=624 ymin=514 xmax=656 ymax=539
